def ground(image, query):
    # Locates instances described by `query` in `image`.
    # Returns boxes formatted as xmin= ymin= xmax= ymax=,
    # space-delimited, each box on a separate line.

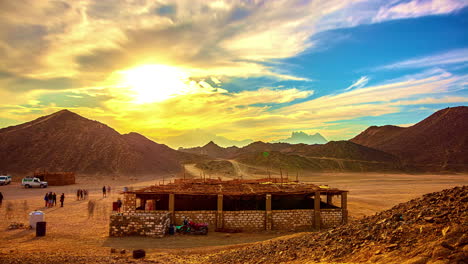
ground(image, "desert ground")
xmin=0 ymin=172 xmax=467 ymax=263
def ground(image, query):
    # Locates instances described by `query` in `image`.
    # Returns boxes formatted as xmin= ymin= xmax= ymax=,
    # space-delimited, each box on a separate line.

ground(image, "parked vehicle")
xmin=0 ymin=175 xmax=11 ymax=185
xmin=176 ymin=221 xmax=208 ymax=235
xmin=22 ymin=177 xmax=48 ymax=188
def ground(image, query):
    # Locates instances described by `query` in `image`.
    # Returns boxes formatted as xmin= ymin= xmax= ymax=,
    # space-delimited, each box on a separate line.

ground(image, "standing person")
xmin=48 ymin=192 xmax=53 ymax=207
xmin=52 ymin=192 xmax=57 ymax=206
xmin=87 ymin=200 xmax=95 ymax=218
xmin=76 ymin=189 xmax=80 ymax=200
xmin=102 ymin=186 xmax=106 ymax=198
xmin=60 ymin=193 xmax=65 ymax=207
xmin=0 ymin=192 xmax=3 ymax=207
xmin=80 ymin=189 xmax=84 ymax=200
xmin=117 ymin=198 xmax=122 ymax=212
xmin=44 ymin=193 xmax=49 ymax=207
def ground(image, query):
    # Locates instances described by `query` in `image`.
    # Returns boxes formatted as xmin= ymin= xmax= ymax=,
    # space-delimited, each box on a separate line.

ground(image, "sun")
xmin=119 ymin=64 xmax=190 ymax=103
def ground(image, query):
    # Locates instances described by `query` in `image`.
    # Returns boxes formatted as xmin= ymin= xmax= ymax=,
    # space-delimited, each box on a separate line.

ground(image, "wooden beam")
xmin=265 ymin=194 xmax=272 ymax=231
xmin=217 ymin=194 xmax=223 ymax=229
xmin=314 ymin=191 xmax=321 ymax=230
xmin=169 ymin=193 xmax=175 ymax=224
xmin=326 ymin=194 xmax=333 ymax=205
xmin=341 ymin=192 xmax=348 ymax=224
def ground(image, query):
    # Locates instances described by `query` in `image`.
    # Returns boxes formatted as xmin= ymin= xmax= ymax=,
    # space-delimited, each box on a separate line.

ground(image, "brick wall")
xmin=223 ymin=211 xmax=265 ymax=231
xmin=321 ymin=209 xmax=343 ymax=228
xmin=109 ymin=211 xmax=170 ymax=237
xmin=272 ymin=210 xmax=314 ymax=231
xmin=174 ymin=211 xmax=217 ymax=229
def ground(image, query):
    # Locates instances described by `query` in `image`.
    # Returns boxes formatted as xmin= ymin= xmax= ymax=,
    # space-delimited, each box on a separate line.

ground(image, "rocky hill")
xmin=205 ymin=186 xmax=468 ymax=264
xmin=351 ymin=106 xmax=468 ymax=172
xmin=236 ymin=141 xmax=402 ymax=172
xmin=0 ymin=110 xmax=198 ymax=175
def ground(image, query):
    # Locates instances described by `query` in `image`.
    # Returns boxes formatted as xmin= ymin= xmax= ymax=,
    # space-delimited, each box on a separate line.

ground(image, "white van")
xmin=22 ymin=177 xmax=48 ymax=188
xmin=0 ymin=175 xmax=11 ymax=185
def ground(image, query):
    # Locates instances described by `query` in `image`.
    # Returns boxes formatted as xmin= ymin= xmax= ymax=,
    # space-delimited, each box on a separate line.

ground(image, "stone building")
xmin=109 ymin=178 xmax=348 ymax=237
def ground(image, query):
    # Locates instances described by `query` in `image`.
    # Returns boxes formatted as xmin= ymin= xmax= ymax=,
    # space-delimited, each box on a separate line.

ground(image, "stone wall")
xmin=321 ymin=209 xmax=343 ymax=228
xmin=122 ymin=193 xmax=136 ymax=213
xmin=223 ymin=211 xmax=265 ymax=231
xmin=174 ymin=211 xmax=217 ymax=229
xmin=272 ymin=210 xmax=314 ymax=231
xmin=109 ymin=211 xmax=170 ymax=238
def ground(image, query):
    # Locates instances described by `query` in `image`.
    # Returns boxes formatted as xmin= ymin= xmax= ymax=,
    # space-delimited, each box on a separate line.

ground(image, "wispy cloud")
xmin=345 ymin=76 xmax=370 ymax=91
xmin=373 ymin=0 xmax=468 ymax=22
xmin=381 ymin=48 xmax=468 ymax=70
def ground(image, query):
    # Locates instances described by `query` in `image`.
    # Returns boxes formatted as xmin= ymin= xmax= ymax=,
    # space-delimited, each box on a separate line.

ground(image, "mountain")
xmin=272 ymin=131 xmax=328 ymax=144
xmin=351 ymin=106 xmax=468 ymax=171
xmin=0 ymin=110 xmax=198 ymax=175
xmin=179 ymin=141 xmax=239 ymax=159
xmin=160 ymin=129 xmax=253 ymax=148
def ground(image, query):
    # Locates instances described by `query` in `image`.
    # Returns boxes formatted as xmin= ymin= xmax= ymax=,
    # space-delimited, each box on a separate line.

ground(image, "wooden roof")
xmin=127 ymin=178 xmax=347 ymax=196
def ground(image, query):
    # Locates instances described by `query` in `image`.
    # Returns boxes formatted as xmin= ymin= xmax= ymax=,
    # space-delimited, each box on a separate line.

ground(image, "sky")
xmin=0 ymin=0 xmax=467 ymax=146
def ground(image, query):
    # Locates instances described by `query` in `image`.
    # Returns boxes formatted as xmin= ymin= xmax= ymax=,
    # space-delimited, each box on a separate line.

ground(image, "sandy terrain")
xmin=0 ymin=173 xmax=466 ymax=263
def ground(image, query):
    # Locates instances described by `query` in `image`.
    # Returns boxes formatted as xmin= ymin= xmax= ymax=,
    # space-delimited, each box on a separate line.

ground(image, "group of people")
xmin=76 ymin=189 xmax=89 ymax=200
xmin=44 ymin=192 xmax=65 ymax=207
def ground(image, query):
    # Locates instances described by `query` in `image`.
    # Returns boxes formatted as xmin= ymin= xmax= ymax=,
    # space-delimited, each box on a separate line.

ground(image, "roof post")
xmin=217 ymin=194 xmax=223 ymax=229
xmin=314 ymin=191 xmax=321 ymax=230
xmin=169 ymin=193 xmax=175 ymax=224
xmin=341 ymin=192 xmax=348 ymax=224
xmin=326 ymin=193 xmax=333 ymax=206
xmin=265 ymin=194 xmax=272 ymax=231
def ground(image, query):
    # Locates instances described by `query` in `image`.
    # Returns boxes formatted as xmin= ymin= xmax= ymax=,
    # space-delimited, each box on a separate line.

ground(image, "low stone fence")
xmin=272 ymin=209 xmax=315 ymax=231
xmin=223 ymin=210 xmax=265 ymax=231
xmin=109 ymin=211 xmax=170 ymax=238
xmin=174 ymin=211 xmax=217 ymax=229
xmin=321 ymin=209 xmax=343 ymax=228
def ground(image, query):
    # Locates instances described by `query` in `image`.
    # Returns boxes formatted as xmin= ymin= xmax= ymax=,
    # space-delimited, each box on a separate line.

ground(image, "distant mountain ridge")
xmin=161 ymin=129 xmax=253 ymax=148
xmin=0 ymin=110 xmax=199 ymax=175
xmin=351 ymin=106 xmax=468 ymax=172
xmin=272 ymin=131 xmax=328 ymax=144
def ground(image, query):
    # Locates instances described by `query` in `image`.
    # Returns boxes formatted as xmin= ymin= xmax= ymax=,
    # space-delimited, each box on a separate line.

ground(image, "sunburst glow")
xmin=119 ymin=64 xmax=191 ymax=103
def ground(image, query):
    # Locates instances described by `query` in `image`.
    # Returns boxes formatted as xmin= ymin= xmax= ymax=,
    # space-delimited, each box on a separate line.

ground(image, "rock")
xmin=441 ymin=226 xmax=450 ymax=237
xmin=432 ymin=246 xmax=451 ymax=259
xmin=402 ymin=256 xmax=429 ymax=264
xmin=133 ymin=249 xmax=145 ymax=259
xmin=424 ymin=217 xmax=435 ymax=223
xmin=440 ymin=241 xmax=455 ymax=251
xmin=120 ymin=249 xmax=126 ymax=254
xmin=386 ymin=244 xmax=398 ymax=249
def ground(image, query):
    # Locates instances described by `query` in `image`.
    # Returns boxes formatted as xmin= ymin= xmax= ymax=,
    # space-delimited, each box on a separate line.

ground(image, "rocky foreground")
xmin=1 ymin=186 xmax=466 ymax=264
xmin=205 ymin=186 xmax=468 ymax=264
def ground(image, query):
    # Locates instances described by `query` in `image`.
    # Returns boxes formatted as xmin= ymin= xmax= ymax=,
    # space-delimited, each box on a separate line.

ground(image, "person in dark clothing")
xmin=0 ymin=192 xmax=3 ymax=207
xmin=102 ymin=186 xmax=107 ymax=198
xmin=76 ymin=189 xmax=80 ymax=200
xmin=48 ymin=192 xmax=53 ymax=207
xmin=60 ymin=193 xmax=65 ymax=207
xmin=52 ymin=193 xmax=57 ymax=206
xmin=44 ymin=193 xmax=49 ymax=207
xmin=117 ymin=198 xmax=122 ymax=212
xmin=80 ymin=189 xmax=84 ymax=200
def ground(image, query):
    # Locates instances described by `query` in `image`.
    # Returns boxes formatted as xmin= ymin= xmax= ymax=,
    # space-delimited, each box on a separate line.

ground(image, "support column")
xmin=265 ymin=194 xmax=272 ymax=231
xmin=217 ymin=194 xmax=223 ymax=229
xmin=314 ymin=191 xmax=321 ymax=230
xmin=169 ymin=193 xmax=175 ymax=224
xmin=326 ymin=194 xmax=333 ymax=206
xmin=123 ymin=193 xmax=136 ymax=213
xmin=341 ymin=192 xmax=348 ymax=224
